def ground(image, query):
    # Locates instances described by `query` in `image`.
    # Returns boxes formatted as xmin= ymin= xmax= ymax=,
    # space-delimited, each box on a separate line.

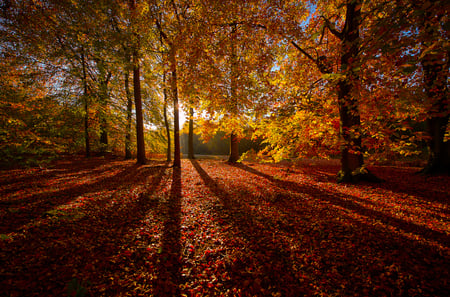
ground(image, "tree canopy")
xmin=1 ymin=0 xmax=448 ymax=177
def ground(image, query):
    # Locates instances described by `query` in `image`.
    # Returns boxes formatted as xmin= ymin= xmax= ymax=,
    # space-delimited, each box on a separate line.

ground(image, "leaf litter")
xmin=0 ymin=156 xmax=448 ymax=296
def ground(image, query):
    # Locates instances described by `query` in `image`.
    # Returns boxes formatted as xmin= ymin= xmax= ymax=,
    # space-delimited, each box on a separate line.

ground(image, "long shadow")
xmin=0 ymin=162 xmax=169 ymax=296
xmin=0 ymin=161 xmax=144 ymax=234
xmin=368 ymin=166 xmax=450 ymax=205
xmin=154 ymin=166 xmax=182 ymax=296
xmin=232 ymin=163 xmax=450 ymax=248
xmin=291 ymin=162 xmax=450 ymax=206
xmin=0 ymin=155 xmax=111 ymax=188
xmin=226 ymin=163 xmax=450 ymax=296
xmin=190 ymin=159 xmax=314 ymax=295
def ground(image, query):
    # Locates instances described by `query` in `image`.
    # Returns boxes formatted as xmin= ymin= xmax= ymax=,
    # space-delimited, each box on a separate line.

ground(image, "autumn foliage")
xmin=0 ymin=1 xmax=449 ymax=295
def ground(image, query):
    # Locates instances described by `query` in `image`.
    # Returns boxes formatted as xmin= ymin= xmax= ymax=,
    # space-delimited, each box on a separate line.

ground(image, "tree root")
xmin=337 ymin=167 xmax=384 ymax=183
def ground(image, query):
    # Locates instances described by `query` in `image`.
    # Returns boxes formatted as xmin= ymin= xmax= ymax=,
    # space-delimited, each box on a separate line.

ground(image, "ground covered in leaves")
xmin=0 ymin=156 xmax=449 ymax=296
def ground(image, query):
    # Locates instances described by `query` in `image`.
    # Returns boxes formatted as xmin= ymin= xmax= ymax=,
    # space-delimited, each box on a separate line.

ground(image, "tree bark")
xmin=420 ymin=10 xmax=449 ymax=175
xmin=335 ymin=1 xmax=380 ymax=183
xmin=163 ymin=67 xmax=171 ymax=162
xmin=133 ymin=49 xmax=146 ymax=164
xmin=124 ymin=70 xmax=133 ymax=159
xmin=129 ymin=0 xmax=146 ymax=165
xmin=228 ymin=23 xmax=240 ymax=163
xmin=228 ymin=132 xmax=240 ymax=163
xmin=421 ymin=52 xmax=449 ymax=174
xmin=170 ymin=47 xmax=181 ymax=167
xmin=99 ymin=73 xmax=110 ymax=153
xmin=81 ymin=48 xmax=90 ymax=158
xmin=188 ymin=106 xmax=195 ymax=159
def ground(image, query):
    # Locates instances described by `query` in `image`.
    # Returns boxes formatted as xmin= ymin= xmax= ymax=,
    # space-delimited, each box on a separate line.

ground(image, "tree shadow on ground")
xmin=0 ymin=155 xmax=111 ymax=187
xmin=228 ymin=162 xmax=449 ymax=296
xmin=154 ymin=166 xmax=182 ymax=296
xmin=0 ymin=160 xmax=144 ymax=234
xmin=233 ymin=163 xmax=449 ymax=247
xmin=278 ymin=161 xmax=449 ymax=206
xmin=0 ymin=161 xmax=169 ymax=297
xmin=190 ymin=159 xmax=314 ymax=295
xmin=369 ymin=166 xmax=450 ymax=205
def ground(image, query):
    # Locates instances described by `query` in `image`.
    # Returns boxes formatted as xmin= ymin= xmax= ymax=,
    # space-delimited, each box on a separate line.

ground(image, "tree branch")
xmin=321 ymin=16 xmax=343 ymax=40
xmin=290 ymin=40 xmax=316 ymax=62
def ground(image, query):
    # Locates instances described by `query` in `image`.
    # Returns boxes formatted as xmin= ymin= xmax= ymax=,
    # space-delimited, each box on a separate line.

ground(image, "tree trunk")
xmin=163 ymin=67 xmax=171 ymax=162
xmin=133 ymin=49 xmax=146 ymax=164
xmin=424 ymin=116 xmax=450 ymax=174
xmin=99 ymin=76 xmax=110 ymax=153
xmin=420 ymin=10 xmax=449 ymax=175
xmin=227 ymin=23 xmax=240 ymax=163
xmin=188 ymin=106 xmax=195 ymax=159
xmin=337 ymin=80 xmax=364 ymax=182
xmin=124 ymin=70 xmax=133 ymax=159
xmin=336 ymin=1 xmax=380 ymax=183
xmin=81 ymin=49 xmax=90 ymax=158
xmin=228 ymin=132 xmax=240 ymax=163
xmin=421 ymin=52 xmax=449 ymax=174
xmin=170 ymin=47 xmax=181 ymax=167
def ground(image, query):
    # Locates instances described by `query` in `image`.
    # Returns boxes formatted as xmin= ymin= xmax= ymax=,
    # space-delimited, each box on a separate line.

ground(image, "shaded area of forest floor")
xmin=0 ymin=156 xmax=449 ymax=296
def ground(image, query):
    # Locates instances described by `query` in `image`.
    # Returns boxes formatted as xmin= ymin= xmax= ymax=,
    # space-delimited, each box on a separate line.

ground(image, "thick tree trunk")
xmin=170 ymin=47 xmax=181 ymax=168
xmin=81 ymin=49 xmax=90 ymax=158
xmin=336 ymin=1 xmax=380 ymax=183
xmin=421 ymin=52 xmax=449 ymax=174
xmin=163 ymin=68 xmax=171 ymax=162
xmin=424 ymin=116 xmax=450 ymax=174
xmin=133 ymin=50 xmax=146 ymax=165
xmin=188 ymin=106 xmax=195 ymax=159
xmin=124 ymin=70 xmax=133 ymax=159
xmin=228 ymin=132 xmax=240 ymax=163
xmin=337 ymin=80 xmax=365 ymax=182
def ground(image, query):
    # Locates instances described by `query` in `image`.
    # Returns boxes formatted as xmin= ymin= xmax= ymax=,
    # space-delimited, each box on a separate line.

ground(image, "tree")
xmin=129 ymin=0 xmax=146 ymax=164
xmin=162 ymin=62 xmax=172 ymax=162
xmin=155 ymin=0 xmax=192 ymax=168
xmin=227 ymin=23 xmax=240 ymax=163
xmin=124 ymin=68 xmax=133 ymax=159
xmin=188 ymin=104 xmax=195 ymax=159
xmin=180 ymin=1 xmax=274 ymax=163
xmin=416 ymin=2 xmax=449 ymax=174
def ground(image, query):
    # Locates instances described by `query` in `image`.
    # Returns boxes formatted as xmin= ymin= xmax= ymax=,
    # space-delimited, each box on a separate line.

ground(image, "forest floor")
xmin=0 ymin=155 xmax=449 ymax=297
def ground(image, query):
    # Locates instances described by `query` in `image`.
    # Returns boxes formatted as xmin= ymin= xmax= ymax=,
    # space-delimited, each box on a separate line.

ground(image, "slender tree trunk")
xmin=228 ymin=23 xmax=240 ymax=163
xmin=163 ymin=67 xmax=171 ymax=162
xmin=125 ymin=70 xmax=133 ymax=159
xmin=99 ymin=75 xmax=110 ymax=153
xmin=129 ymin=0 xmax=145 ymax=164
xmin=188 ymin=106 xmax=195 ymax=159
xmin=81 ymin=49 xmax=90 ymax=157
xmin=170 ymin=47 xmax=181 ymax=167
xmin=133 ymin=49 xmax=146 ymax=164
